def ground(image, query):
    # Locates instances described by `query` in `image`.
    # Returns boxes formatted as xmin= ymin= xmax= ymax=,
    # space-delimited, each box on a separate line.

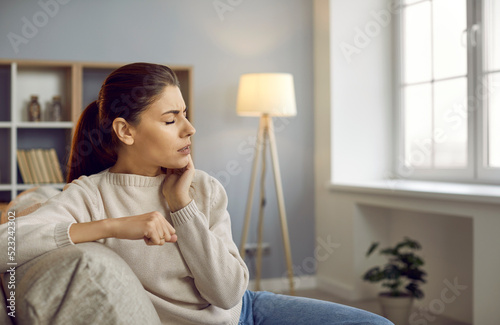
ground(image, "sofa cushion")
xmin=0 ymin=186 xmax=61 ymax=224
xmin=7 ymin=242 xmax=161 ymax=325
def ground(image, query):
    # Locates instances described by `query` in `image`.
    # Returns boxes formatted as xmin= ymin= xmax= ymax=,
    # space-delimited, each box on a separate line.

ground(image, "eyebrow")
xmin=161 ymin=107 xmax=188 ymax=116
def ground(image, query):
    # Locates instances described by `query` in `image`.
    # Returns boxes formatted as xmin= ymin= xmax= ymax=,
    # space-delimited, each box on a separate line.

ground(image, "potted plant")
xmin=362 ymin=237 xmax=427 ymax=325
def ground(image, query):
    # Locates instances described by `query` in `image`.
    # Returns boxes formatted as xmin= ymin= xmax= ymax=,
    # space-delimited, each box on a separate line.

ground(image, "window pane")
xmin=434 ymin=78 xmax=468 ymax=168
xmin=404 ymin=84 xmax=432 ymax=168
xmin=485 ymin=0 xmax=500 ymax=72
xmin=403 ymin=1 xmax=432 ymax=84
xmin=488 ymin=73 xmax=500 ymax=168
xmin=433 ymin=0 xmax=467 ymax=80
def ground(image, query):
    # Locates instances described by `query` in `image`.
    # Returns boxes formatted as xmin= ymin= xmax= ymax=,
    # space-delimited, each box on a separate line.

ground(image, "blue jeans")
xmin=238 ymin=290 xmax=394 ymax=325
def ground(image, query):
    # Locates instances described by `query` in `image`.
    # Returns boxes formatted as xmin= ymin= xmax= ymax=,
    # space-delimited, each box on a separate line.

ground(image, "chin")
xmin=163 ymin=160 xmax=188 ymax=170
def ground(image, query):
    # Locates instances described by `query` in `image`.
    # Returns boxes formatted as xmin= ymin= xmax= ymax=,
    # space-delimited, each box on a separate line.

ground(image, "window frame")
xmin=396 ymin=0 xmax=500 ymax=184
xmin=477 ymin=0 xmax=500 ymax=183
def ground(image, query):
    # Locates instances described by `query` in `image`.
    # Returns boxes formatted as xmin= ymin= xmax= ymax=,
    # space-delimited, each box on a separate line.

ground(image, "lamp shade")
xmin=236 ymin=73 xmax=297 ymax=117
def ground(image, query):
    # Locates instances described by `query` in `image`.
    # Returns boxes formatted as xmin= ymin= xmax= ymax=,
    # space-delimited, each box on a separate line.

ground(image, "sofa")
xmin=0 ymin=187 xmax=162 ymax=325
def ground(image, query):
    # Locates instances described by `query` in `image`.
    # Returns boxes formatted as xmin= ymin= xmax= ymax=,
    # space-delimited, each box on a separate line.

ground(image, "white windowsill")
xmin=329 ymin=179 xmax=500 ymax=205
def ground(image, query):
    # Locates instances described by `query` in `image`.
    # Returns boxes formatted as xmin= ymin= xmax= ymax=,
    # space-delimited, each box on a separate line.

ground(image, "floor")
xmin=290 ymin=288 xmax=470 ymax=325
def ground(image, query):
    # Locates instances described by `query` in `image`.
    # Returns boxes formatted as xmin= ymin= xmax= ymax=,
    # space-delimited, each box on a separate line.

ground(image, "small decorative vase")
xmin=378 ymin=294 xmax=414 ymax=325
xmin=28 ymin=95 xmax=41 ymax=122
xmin=48 ymin=95 xmax=62 ymax=121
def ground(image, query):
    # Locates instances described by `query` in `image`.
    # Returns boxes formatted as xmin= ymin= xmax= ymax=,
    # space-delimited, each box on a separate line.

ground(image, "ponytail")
xmin=66 ymin=100 xmax=116 ymax=183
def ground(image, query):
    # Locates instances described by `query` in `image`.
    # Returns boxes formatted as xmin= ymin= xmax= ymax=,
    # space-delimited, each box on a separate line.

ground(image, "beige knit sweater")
xmin=0 ymin=169 xmax=249 ymax=325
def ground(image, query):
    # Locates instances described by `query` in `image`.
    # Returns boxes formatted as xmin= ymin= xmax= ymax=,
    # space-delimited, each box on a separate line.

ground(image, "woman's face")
xmin=131 ymin=86 xmax=195 ymax=170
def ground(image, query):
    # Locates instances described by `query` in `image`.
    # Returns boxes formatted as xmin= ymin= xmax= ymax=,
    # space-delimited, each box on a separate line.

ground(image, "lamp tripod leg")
xmin=255 ymin=121 xmax=268 ymax=291
xmin=240 ymin=117 xmax=266 ymax=260
xmin=266 ymin=116 xmax=295 ymax=295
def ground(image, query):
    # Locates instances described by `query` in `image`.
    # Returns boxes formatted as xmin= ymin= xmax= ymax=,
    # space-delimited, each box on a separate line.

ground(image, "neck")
xmin=109 ymin=156 xmax=162 ymax=176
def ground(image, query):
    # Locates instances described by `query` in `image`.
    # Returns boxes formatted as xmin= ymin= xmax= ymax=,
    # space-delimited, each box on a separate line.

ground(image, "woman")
xmin=1 ymin=63 xmax=392 ymax=325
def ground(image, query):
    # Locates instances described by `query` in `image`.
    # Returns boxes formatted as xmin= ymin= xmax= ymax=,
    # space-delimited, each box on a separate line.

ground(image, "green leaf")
xmin=380 ymin=248 xmax=396 ymax=256
xmin=383 ymin=264 xmax=401 ymax=280
xmin=363 ymin=267 xmax=385 ymax=282
xmin=403 ymin=237 xmax=422 ymax=250
xmin=366 ymin=242 xmax=379 ymax=257
xmin=406 ymin=282 xmax=424 ymax=299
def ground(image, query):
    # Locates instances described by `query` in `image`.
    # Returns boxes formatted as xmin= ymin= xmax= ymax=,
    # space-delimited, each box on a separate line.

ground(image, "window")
xmin=398 ymin=0 xmax=500 ymax=183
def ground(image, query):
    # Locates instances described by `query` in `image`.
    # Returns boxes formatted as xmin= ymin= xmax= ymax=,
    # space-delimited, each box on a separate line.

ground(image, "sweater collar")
xmin=102 ymin=168 xmax=166 ymax=187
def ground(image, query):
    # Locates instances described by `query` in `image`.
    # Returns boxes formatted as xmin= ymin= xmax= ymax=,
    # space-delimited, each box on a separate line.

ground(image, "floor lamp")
xmin=236 ymin=73 xmax=296 ymax=295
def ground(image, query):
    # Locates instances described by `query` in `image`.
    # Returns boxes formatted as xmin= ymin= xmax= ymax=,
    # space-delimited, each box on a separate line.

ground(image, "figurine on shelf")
xmin=48 ymin=95 xmax=63 ymax=121
xmin=28 ymin=95 xmax=41 ymax=122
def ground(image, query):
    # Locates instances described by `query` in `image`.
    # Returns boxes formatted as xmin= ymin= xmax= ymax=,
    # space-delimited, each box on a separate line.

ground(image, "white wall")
xmin=330 ymin=0 xmax=393 ymax=183
xmin=314 ymin=0 xmax=394 ymax=294
xmin=0 ymin=0 xmax=315 ymax=280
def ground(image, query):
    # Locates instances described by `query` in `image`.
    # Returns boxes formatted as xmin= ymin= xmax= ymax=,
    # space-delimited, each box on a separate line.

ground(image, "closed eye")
xmin=163 ymin=107 xmax=188 ymax=125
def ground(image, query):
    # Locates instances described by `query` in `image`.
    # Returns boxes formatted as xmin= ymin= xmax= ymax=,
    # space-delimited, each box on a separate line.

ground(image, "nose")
xmin=182 ymin=116 xmax=196 ymax=138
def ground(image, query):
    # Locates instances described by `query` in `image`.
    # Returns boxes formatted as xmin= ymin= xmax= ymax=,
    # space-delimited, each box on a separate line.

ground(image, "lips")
xmin=178 ymin=145 xmax=191 ymax=153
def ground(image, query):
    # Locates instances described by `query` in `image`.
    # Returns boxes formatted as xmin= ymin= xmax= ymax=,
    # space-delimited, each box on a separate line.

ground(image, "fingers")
xmin=182 ymin=154 xmax=195 ymax=178
xmin=145 ymin=227 xmax=163 ymax=246
xmin=156 ymin=218 xmax=177 ymax=244
xmin=143 ymin=212 xmax=177 ymax=246
xmin=187 ymin=154 xmax=195 ymax=170
xmin=164 ymin=221 xmax=176 ymax=241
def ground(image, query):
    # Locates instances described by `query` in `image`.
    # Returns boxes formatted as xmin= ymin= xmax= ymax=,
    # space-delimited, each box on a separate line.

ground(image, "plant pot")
xmin=378 ymin=294 xmax=414 ymax=325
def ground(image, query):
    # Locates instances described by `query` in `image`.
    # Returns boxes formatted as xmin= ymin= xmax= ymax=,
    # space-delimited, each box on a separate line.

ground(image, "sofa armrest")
xmin=4 ymin=242 xmax=160 ymax=325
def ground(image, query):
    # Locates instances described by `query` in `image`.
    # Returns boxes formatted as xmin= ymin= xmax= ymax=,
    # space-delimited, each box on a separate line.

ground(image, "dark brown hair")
xmin=66 ymin=63 xmax=180 ymax=183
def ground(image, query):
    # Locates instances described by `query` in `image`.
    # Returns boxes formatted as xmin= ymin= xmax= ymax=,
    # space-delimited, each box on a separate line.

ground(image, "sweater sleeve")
xmin=0 ymin=180 xmax=100 ymax=273
xmin=170 ymin=177 xmax=249 ymax=310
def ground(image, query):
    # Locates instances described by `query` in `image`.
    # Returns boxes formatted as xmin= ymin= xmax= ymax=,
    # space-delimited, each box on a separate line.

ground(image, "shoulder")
xmin=193 ymin=169 xmax=224 ymax=192
xmin=191 ymin=169 xmax=227 ymax=208
xmin=62 ymin=169 xmax=106 ymax=193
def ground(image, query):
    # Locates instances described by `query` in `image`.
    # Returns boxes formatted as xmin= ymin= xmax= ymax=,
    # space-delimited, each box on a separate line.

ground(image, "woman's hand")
xmin=162 ymin=155 xmax=196 ymax=212
xmin=109 ymin=211 xmax=177 ymax=245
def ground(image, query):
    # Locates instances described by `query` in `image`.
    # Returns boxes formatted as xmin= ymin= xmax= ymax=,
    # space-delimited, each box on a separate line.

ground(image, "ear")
xmin=112 ymin=117 xmax=135 ymax=146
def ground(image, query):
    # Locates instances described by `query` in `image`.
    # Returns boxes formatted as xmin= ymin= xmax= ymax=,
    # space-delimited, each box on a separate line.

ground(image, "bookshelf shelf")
xmin=0 ymin=59 xmax=193 ymax=202
xmin=17 ymin=121 xmax=74 ymax=129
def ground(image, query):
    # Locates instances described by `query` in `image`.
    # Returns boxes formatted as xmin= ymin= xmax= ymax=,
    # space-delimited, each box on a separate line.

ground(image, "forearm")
xmin=69 ymin=219 xmax=114 ymax=244
xmin=71 ymin=213 xmax=177 ymax=245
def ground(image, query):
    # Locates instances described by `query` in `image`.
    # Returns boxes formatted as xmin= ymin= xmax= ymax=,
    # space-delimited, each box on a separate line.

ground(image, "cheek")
xmin=135 ymin=124 xmax=178 ymax=156
xmin=150 ymin=129 xmax=176 ymax=152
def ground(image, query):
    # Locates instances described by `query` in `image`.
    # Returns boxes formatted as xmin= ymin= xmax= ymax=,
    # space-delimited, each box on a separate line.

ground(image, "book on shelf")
xmin=35 ymin=149 xmax=50 ymax=183
xmin=16 ymin=149 xmax=33 ymax=184
xmin=23 ymin=149 xmax=38 ymax=184
xmin=16 ymin=148 xmax=64 ymax=184
xmin=27 ymin=149 xmax=42 ymax=184
xmin=43 ymin=149 xmax=56 ymax=183
xmin=49 ymin=148 xmax=64 ymax=183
